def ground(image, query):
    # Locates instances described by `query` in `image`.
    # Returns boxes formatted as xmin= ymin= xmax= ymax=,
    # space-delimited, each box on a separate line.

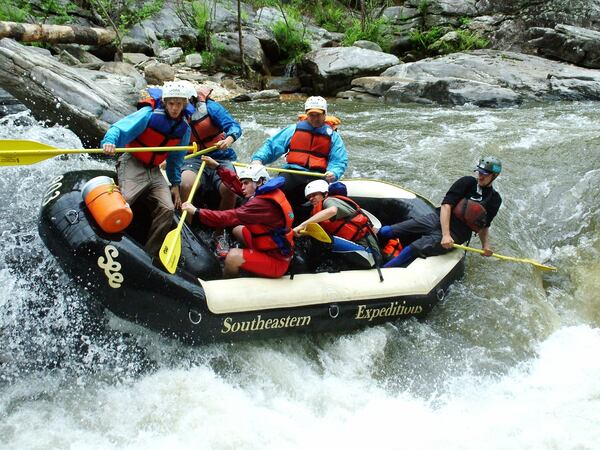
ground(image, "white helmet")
xmin=237 ymin=165 xmax=270 ymax=182
xmin=178 ymin=80 xmax=197 ymax=100
xmin=304 ymin=96 xmax=327 ymax=115
xmin=305 ymin=179 xmax=329 ymax=197
xmin=162 ymin=81 xmax=190 ymax=100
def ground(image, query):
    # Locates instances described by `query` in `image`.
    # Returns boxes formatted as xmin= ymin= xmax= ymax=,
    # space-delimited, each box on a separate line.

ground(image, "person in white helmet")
xmin=250 ymin=96 xmax=348 ymax=208
xmin=293 ymin=179 xmax=381 ymax=270
xmin=181 ymin=160 xmax=295 ymax=278
xmin=102 ymin=80 xmax=191 ymax=255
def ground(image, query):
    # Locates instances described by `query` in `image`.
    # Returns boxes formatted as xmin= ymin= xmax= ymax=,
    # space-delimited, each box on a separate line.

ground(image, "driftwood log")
xmin=0 ymin=21 xmax=116 ymax=46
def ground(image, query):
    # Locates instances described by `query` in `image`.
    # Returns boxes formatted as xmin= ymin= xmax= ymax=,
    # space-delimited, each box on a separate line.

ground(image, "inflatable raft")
xmin=38 ymin=170 xmax=465 ymax=343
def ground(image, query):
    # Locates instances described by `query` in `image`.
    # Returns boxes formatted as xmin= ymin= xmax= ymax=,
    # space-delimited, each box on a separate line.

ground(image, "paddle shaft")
xmin=452 ymin=244 xmax=556 ymax=271
xmin=2 ymin=145 xmax=197 ymax=156
xmin=183 ymin=145 xmax=221 ymax=160
xmin=233 ymin=162 xmax=325 ymax=178
xmin=176 ymin=160 xmax=207 ymax=233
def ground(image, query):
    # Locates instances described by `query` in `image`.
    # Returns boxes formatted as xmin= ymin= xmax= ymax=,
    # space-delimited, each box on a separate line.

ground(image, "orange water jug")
xmin=82 ymin=176 xmax=133 ymax=233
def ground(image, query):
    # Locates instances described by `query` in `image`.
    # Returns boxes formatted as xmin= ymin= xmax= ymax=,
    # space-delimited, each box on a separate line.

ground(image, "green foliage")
xmin=38 ymin=0 xmax=77 ymax=24
xmin=410 ymin=27 xmax=489 ymax=55
xmin=191 ymin=0 xmax=211 ymax=45
xmin=342 ymin=17 xmax=391 ymax=51
xmin=0 ymin=1 xmax=30 ymax=22
xmin=313 ymin=2 xmax=348 ymax=32
xmin=90 ymin=0 xmax=164 ymax=36
xmin=408 ymin=26 xmax=446 ymax=49
xmin=271 ymin=19 xmax=311 ymax=64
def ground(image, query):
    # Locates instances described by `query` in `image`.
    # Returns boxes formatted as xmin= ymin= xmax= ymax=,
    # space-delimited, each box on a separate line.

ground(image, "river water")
xmin=0 ymin=100 xmax=599 ymax=449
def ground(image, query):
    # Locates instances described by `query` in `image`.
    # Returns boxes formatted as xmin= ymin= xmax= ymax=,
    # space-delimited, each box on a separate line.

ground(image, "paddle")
xmin=233 ymin=162 xmax=326 ymax=178
xmin=183 ymin=144 xmax=220 ymax=160
xmin=299 ymin=223 xmax=332 ymax=243
xmin=159 ymin=160 xmax=207 ymax=274
xmin=452 ymin=244 xmax=557 ymax=272
xmin=0 ymin=139 xmax=198 ymax=166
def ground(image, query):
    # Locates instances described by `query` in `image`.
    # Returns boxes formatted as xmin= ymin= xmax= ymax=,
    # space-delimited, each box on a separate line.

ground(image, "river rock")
xmin=299 ymin=47 xmax=400 ymax=94
xmin=232 ymin=89 xmax=280 ymax=102
xmin=353 ymin=40 xmax=382 ymax=52
xmin=0 ymin=38 xmax=137 ymax=146
xmin=528 ymin=24 xmax=600 ymax=69
xmin=348 ymin=49 xmax=600 ymax=106
xmin=264 ymin=76 xmax=301 ymax=93
xmin=214 ymin=32 xmax=269 ymax=74
xmin=144 ymin=62 xmax=175 ymax=85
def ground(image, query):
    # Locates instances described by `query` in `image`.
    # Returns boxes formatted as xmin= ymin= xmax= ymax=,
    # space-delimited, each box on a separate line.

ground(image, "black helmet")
xmin=475 ymin=156 xmax=502 ymax=175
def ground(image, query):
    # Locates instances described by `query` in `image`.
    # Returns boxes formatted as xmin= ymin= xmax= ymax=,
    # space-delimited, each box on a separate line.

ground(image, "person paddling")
xmin=249 ymin=96 xmax=348 ymax=208
xmin=180 ymin=83 xmax=242 ymax=212
xmin=380 ymin=156 xmax=503 ymax=267
xmin=293 ymin=179 xmax=381 ymax=270
xmin=102 ymin=81 xmax=190 ymax=255
xmin=181 ymin=161 xmax=295 ymax=278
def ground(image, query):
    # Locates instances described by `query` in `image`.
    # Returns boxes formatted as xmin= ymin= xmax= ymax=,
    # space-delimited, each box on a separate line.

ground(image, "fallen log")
xmin=0 ymin=21 xmax=116 ymax=46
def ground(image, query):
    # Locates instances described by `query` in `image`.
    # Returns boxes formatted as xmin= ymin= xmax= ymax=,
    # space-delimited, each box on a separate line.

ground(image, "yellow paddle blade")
xmin=233 ymin=162 xmax=325 ymax=178
xmin=159 ymin=226 xmax=183 ymax=274
xmin=300 ymin=223 xmax=332 ymax=243
xmin=159 ymin=161 xmax=206 ymax=273
xmin=452 ymin=244 xmax=557 ymax=272
xmin=0 ymin=139 xmax=196 ymax=166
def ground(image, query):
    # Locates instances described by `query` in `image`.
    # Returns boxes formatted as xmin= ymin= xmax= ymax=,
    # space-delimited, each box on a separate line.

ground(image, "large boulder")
xmin=299 ymin=47 xmax=400 ymax=94
xmin=346 ymin=49 xmax=600 ymax=106
xmin=214 ymin=31 xmax=270 ymax=74
xmin=528 ymin=24 xmax=600 ymax=69
xmin=0 ymin=38 xmax=138 ymax=146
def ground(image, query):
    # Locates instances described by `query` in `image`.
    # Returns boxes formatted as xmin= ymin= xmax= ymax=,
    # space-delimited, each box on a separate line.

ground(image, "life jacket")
xmin=128 ymin=89 xmax=189 ymax=166
xmin=296 ymin=113 xmax=341 ymax=131
xmin=382 ymin=238 xmax=403 ymax=258
xmin=126 ymin=110 xmax=189 ymax=167
xmin=286 ymin=120 xmax=333 ymax=172
xmin=312 ymin=195 xmax=372 ymax=242
xmin=189 ymin=89 xmax=225 ymax=150
xmin=245 ymin=177 xmax=295 ymax=256
xmin=452 ymin=198 xmax=488 ymax=232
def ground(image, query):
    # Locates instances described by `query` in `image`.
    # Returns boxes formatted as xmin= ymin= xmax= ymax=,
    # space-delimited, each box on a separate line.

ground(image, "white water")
xmin=1 ymin=102 xmax=599 ymax=449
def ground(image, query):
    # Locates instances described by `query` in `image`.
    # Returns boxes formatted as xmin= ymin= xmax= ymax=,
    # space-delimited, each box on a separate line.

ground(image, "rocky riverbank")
xmin=0 ymin=0 xmax=600 ymax=145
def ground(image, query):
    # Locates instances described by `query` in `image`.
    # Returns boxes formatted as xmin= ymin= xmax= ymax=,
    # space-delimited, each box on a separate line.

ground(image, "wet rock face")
xmin=528 ymin=24 xmax=600 ymax=69
xmin=345 ymin=49 xmax=600 ymax=107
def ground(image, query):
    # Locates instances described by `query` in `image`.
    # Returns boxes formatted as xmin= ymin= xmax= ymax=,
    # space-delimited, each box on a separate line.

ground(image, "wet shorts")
xmin=240 ymin=249 xmax=291 ymax=278
xmin=182 ymin=157 xmax=234 ymax=197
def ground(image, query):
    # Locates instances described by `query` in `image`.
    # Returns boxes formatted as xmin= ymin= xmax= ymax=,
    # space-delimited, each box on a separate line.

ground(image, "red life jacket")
xmin=312 ymin=195 xmax=372 ymax=242
xmin=286 ymin=120 xmax=333 ymax=172
xmin=453 ymin=198 xmax=488 ymax=232
xmin=382 ymin=238 xmax=403 ymax=258
xmin=127 ymin=106 xmax=189 ymax=167
xmin=189 ymin=93 xmax=225 ymax=150
xmin=245 ymin=189 xmax=295 ymax=256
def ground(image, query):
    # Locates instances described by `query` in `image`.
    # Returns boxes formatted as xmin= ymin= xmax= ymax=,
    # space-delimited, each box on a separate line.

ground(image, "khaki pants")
xmin=116 ymin=153 xmax=174 ymax=255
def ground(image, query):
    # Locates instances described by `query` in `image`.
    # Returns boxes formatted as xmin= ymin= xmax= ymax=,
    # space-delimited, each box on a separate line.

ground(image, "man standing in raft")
xmin=379 ymin=156 xmax=503 ymax=267
xmin=180 ymin=83 xmax=242 ymax=211
xmin=182 ymin=159 xmax=295 ymax=278
xmin=102 ymin=81 xmax=191 ymax=255
xmin=250 ymin=96 xmax=348 ymax=207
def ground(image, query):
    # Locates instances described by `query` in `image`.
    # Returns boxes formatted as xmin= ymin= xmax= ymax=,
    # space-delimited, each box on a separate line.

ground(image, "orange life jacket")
xmin=312 ymin=195 xmax=372 ymax=242
xmin=245 ymin=189 xmax=295 ymax=256
xmin=382 ymin=238 xmax=403 ymax=258
xmin=452 ymin=198 xmax=488 ymax=232
xmin=127 ymin=96 xmax=189 ymax=166
xmin=296 ymin=114 xmax=341 ymax=131
xmin=286 ymin=120 xmax=333 ymax=172
xmin=189 ymin=89 xmax=225 ymax=150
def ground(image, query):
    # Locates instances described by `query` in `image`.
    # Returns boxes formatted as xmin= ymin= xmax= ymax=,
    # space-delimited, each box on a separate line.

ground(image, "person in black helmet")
xmin=379 ymin=156 xmax=503 ymax=267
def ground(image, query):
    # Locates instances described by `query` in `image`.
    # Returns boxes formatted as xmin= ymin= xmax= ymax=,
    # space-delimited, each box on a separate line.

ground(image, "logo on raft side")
xmin=221 ymin=314 xmax=311 ymax=334
xmin=355 ymin=301 xmax=423 ymax=322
